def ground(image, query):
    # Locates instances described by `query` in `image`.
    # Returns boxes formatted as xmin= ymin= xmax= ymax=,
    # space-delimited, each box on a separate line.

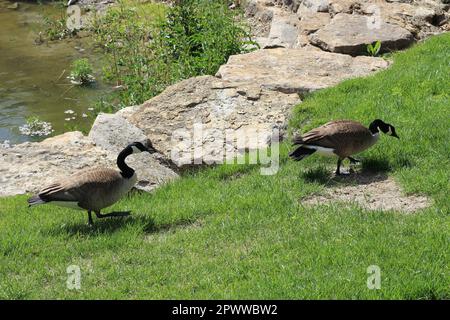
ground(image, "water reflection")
xmin=0 ymin=0 xmax=109 ymax=144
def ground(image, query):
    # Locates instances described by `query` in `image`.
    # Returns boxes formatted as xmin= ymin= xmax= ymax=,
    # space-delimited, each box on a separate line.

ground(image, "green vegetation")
xmin=19 ymin=116 xmax=54 ymax=137
xmin=158 ymin=0 xmax=254 ymax=78
xmin=0 ymin=33 xmax=448 ymax=299
xmin=367 ymin=40 xmax=381 ymax=57
xmin=90 ymin=0 xmax=254 ymax=110
xmin=41 ymin=2 xmax=76 ymax=41
xmin=69 ymin=58 xmax=94 ymax=85
xmin=24 ymin=116 xmax=45 ymax=130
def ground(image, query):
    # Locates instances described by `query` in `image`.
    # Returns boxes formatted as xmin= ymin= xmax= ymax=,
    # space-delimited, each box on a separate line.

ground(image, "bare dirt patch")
xmin=302 ymin=171 xmax=431 ymax=213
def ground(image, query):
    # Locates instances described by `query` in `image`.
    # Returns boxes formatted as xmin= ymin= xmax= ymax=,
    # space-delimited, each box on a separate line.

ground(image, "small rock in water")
xmin=1 ymin=140 xmax=11 ymax=149
xmin=7 ymin=3 xmax=19 ymax=10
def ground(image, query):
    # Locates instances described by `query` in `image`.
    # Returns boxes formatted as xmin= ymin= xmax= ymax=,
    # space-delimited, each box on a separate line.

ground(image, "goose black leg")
xmin=95 ymin=211 xmax=131 ymax=219
xmin=348 ymin=157 xmax=360 ymax=164
xmin=87 ymin=210 xmax=94 ymax=226
xmin=335 ymin=158 xmax=343 ymax=175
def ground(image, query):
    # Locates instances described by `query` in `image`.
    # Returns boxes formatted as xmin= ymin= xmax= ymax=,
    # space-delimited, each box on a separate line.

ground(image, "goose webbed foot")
xmin=335 ymin=158 xmax=342 ymax=175
xmin=95 ymin=211 xmax=131 ymax=219
xmin=87 ymin=210 xmax=94 ymax=227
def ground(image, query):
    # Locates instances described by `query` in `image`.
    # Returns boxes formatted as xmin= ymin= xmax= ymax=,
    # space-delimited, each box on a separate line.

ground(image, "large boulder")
xmin=309 ymin=13 xmax=415 ymax=55
xmin=216 ymin=47 xmax=389 ymax=94
xmin=89 ymin=113 xmax=149 ymax=152
xmin=266 ymin=12 xmax=300 ymax=48
xmin=358 ymin=1 xmax=449 ymax=39
xmin=246 ymin=0 xmax=448 ymax=49
xmin=88 ymin=113 xmax=178 ymax=189
xmin=328 ymin=0 xmax=360 ymax=14
xmin=298 ymin=11 xmax=331 ymax=34
xmin=125 ymin=75 xmax=300 ymax=166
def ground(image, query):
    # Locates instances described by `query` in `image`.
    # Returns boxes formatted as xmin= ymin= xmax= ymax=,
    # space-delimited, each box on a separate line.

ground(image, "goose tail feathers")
xmin=27 ymin=195 xmax=46 ymax=207
xmin=289 ymin=146 xmax=316 ymax=161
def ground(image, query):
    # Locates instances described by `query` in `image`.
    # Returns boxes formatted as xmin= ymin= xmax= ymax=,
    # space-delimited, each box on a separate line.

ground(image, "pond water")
xmin=0 ymin=0 xmax=110 ymax=145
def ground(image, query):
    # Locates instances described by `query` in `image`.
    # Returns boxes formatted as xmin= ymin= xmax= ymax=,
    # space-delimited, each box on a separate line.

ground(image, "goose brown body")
xmin=293 ymin=120 xmax=379 ymax=158
xmin=289 ymin=119 xmax=399 ymax=175
xmin=28 ymin=141 xmax=155 ymax=225
xmin=37 ymin=167 xmax=137 ymax=212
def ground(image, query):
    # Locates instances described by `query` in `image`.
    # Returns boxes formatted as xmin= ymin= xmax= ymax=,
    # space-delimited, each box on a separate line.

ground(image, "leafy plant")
xmin=41 ymin=4 xmax=77 ymax=41
xmin=69 ymin=58 xmax=95 ymax=85
xmin=157 ymin=0 xmax=255 ymax=78
xmin=90 ymin=0 xmax=256 ymax=110
xmin=367 ymin=40 xmax=382 ymax=57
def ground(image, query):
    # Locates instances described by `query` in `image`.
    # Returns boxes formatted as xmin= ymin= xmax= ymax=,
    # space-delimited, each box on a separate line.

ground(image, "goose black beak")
xmin=392 ymin=133 xmax=400 ymax=139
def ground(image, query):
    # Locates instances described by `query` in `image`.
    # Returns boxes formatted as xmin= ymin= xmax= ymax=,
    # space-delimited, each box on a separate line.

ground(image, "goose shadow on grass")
xmin=302 ymin=158 xmax=392 ymax=187
xmin=46 ymin=212 xmax=203 ymax=237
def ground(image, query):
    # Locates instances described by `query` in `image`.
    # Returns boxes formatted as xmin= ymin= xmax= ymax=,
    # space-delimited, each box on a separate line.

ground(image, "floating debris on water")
xmin=19 ymin=118 xmax=54 ymax=137
xmin=67 ymin=74 xmax=95 ymax=85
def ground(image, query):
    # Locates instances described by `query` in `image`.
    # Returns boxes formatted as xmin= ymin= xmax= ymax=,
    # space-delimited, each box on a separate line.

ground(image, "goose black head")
xmin=128 ymin=141 xmax=157 ymax=154
xmin=369 ymin=119 xmax=399 ymax=139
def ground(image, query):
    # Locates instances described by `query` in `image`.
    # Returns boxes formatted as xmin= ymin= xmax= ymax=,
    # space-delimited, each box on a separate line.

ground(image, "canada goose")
xmin=289 ymin=119 xmax=399 ymax=175
xmin=28 ymin=142 xmax=156 ymax=225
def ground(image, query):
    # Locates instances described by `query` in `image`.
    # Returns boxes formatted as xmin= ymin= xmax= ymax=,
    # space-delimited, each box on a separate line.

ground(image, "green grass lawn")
xmin=0 ymin=34 xmax=449 ymax=299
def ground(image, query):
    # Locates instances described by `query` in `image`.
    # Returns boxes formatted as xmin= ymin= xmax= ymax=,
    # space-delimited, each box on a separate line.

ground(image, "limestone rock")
xmin=300 ymin=0 xmax=329 ymax=13
xmin=216 ymin=47 xmax=389 ymax=94
xmin=0 ymin=131 xmax=177 ymax=197
xmin=359 ymin=1 xmax=449 ymax=39
xmin=309 ymin=13 xmax=414 ymax=55
xmin=128 ymin=76 xmax=300 ymax=165
xmin=266 ymin=13 xmax=300 ymax=48
xmin=245 ymin=0 xmax=275 ymax=38
xmin=328 ymin=0 xmax=360 ymax=14
xmin=298 ymin=11 xmax=331 ymax=34
xmin=88 ymin=112 xmax=178 ymax=190
xmin=89 ymin=113 xmax=149 ymax=153
xmin=246 ymin=0 xmax=448 ymax=46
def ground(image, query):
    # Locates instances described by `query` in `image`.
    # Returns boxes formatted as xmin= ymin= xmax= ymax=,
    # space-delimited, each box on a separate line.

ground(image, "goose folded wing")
xmin=38 ymin=182 xmax=78 ymax=202
xmin=301 ymin=123 xmax=350 ymax=148
xmin=37 ymin=169 xmax=121 ymax=203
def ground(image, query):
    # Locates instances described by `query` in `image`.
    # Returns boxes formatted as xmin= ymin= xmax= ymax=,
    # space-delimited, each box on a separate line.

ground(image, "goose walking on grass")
xmin=28 ymin=142 xmax=156 ymax=226
xmin=289 ymin=119 xmax=399 ymax=175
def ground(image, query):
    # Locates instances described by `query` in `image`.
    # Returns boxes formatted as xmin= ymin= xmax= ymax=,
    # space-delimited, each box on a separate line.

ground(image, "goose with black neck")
xmin=289 ymin=119 xmax=399 ymax=175
xmin=27 ymin=142 xmax=157 ymax=226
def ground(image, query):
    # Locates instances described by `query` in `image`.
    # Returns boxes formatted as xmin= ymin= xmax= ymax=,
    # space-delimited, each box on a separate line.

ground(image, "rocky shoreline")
xmin=1 ymin=0 xmax=448 ymax=196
